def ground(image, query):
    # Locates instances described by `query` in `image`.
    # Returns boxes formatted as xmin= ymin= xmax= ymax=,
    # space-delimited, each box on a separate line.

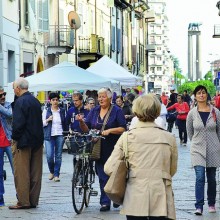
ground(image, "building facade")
xmin=1 ymin=0 xmax=174 ymax=100
xmin=0 ymin=0 xmax=20 ymax=86
xmin=147 ymin=0 xmax=173 ymax=94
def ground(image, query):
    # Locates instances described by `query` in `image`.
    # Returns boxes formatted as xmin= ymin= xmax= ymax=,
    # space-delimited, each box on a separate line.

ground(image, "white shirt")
xmin=42 ymin=108 xmax=63 ymax=136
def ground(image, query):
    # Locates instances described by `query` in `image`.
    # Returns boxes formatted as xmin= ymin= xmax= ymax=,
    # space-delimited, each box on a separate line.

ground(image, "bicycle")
xmin=63 ymin=130 xmax=103 ymax=214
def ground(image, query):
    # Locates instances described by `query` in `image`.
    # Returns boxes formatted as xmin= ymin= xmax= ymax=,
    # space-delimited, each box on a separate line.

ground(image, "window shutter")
xmin=111 ymin=26 xmax=115 ymax=52
xmin=42 ymin=0 xmax=49 ymax=31
xmin=38 ymin=0 xmax=43 ymax=30
xmin=38 ymin=0 xmax=48 ymax=32
xmin=117 ymin=28 xmax=121 ymax=53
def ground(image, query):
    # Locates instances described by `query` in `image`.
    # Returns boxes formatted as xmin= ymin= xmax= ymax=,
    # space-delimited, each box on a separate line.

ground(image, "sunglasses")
xmin=0 ymin=92 xmax=6 ymax=98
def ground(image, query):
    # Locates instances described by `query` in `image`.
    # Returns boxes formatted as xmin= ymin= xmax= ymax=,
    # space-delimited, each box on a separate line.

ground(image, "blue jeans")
xmin=194 ymin=166 xmax=216 ymax=210
xmin=45 ymin=135 xmax=64 ymax=177
xmin=0 ymin=148 xmax=5 ymax=198
xmin=4 ymin=146 xmax=14 ymax=174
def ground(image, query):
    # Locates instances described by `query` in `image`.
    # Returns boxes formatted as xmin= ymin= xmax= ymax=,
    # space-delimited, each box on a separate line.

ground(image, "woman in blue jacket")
xmin=42 ymin=92 xmax=66 ymax=182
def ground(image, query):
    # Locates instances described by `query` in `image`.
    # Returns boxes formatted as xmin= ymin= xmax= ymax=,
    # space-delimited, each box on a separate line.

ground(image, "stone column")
xmin=196 ymin=33 xmax=202 ymax=80
xmin=188 ymin=34 xmax=193 ymax=81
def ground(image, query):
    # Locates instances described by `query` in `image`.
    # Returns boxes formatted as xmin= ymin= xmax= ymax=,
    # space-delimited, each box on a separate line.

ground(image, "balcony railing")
xmin=78 ymin=34 xmax=105 ymax=54
xmin=48 ymin=25 xmax=74 ymax=47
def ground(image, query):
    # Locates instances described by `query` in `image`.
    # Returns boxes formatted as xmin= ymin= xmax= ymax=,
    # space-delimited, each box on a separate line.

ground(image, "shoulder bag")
xmin=104 ymin=131 xmax=129 ymax=205
xmin=90 ymin=105 xmax=113 ymax=160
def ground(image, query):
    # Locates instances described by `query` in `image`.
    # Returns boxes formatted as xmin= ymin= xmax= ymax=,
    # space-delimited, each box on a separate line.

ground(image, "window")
xmin=157 ymin=56 xmax=162 ymax=61
xmin=38 ymin=0 xmax=49 ymax=32
xmin=150 ymin=36 xmax=155 ymax=44
xmin=150 ymin=67 xmax=155 ymax=73
xmin=156 ymin=36 xmax=161 ymax=40
xmin=139 ymin=44 xmax=144 ymax=64
xmin=25 ymin=0 xmax=35 ymax=27
xmin=150 ymin=56 xmax=155 ymax=64
xmin=157 ymin=67 xmax=162 ymax=71
xmin=8 ymin=50 xmax=15 ymax=83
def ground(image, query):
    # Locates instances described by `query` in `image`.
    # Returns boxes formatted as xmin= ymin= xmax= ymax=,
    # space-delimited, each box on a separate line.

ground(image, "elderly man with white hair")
xmin=9 ymin=77 xmax=44 ymax=210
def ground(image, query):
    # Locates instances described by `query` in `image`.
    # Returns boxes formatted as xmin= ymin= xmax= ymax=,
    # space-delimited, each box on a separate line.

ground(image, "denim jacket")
xmin=0 ymin=102 xmax=12 ymax=141
xmin=43 ymin=107 xmax=66 ymax=141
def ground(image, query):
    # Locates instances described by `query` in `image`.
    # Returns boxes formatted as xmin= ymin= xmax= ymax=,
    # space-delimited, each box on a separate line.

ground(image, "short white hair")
xmin=14 ymin=77 xmax=29 ymax=89
xmin=98 ymin=88 xmax=112 ymax=98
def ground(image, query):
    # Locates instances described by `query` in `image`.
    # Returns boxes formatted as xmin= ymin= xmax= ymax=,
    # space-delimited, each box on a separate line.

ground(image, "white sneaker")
xmin=54 ymin=177 xmax=60 ymax=182
xmin=48 ymin=173 xmax=54 ymax=180
xmin=208 ymin=206 xmax=216 ymax=213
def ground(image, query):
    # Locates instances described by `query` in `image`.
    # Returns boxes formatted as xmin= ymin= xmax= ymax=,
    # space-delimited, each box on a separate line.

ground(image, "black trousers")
xmin=176 ymin=119 xmax=187 ymax=143
xmin=126 ymin=216 xmax=168 ymax=220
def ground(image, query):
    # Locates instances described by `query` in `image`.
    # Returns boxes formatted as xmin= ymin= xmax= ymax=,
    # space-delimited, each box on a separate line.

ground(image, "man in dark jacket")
xmin=9 ymin=77 xmax=44 ymax=210
xmin=169 ymin=88 xmax=177 ymax=105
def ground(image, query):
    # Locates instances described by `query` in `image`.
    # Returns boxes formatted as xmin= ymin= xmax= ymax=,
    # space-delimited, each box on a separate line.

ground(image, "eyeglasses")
xmin=0 ymin=92 xmax=6 ymax=98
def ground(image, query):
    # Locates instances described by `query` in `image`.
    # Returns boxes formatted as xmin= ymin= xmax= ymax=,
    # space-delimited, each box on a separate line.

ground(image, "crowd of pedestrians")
xmin=1 ymin=78 xmax=220 ymax=219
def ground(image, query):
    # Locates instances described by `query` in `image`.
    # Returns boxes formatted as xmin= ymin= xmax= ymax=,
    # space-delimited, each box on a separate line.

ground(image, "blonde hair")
xmin=132 ymin=94 xmax=161 ymax=122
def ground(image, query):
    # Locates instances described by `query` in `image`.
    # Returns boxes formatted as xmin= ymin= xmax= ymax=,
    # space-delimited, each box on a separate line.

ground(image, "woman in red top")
xmin=167 ymin=94 xmax=190 ymax=145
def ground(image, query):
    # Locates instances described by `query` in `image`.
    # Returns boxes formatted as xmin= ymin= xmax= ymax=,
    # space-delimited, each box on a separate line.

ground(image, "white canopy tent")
xmin=25 ymin=62 xmax=120 ymax=92
xmin=5 ymin=61 xmax=121 ymax=102
xmin=87 ymin=55 xmax=142 ymax=87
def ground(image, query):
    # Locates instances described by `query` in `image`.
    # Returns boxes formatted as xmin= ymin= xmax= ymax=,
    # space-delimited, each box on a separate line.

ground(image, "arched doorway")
xmin=36 ymin=58 xmax=45 ymax=103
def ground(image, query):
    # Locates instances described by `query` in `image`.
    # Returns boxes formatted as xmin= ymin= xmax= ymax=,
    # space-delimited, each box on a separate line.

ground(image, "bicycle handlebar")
xmin=63 ymin=129 xmax=105 ymax=139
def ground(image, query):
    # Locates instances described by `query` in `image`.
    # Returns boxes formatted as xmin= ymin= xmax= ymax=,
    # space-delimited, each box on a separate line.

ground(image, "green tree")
xmin=204 ymin=71 xmax=213 ymax=82
xmin=178 ymin=80 xmax=216 ymax=97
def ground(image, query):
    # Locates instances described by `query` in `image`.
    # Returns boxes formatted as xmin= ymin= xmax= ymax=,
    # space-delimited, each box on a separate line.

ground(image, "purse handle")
xmin=122 ymin=132 xmax=129 ymax=168
xmin=100 ymin=104 xmax=113 ymax=132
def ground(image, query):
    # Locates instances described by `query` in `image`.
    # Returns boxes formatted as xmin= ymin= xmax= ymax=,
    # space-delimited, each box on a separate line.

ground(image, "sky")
xmin=166 ymin=0 xmax=220 ymax=77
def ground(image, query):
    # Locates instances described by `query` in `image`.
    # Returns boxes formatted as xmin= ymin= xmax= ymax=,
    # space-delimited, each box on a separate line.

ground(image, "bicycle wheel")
xmin=84 ymin=161 xmax=95 ymax=207
xmin=72 ymin=160 xmax=85 ymax=214
xmin=84 ymin=166 xmax=91 ymax=207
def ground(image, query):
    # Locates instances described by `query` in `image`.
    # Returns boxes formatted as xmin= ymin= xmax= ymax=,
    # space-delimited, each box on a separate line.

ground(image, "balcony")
xmin=47 ymin=25 xmax=74 ymax=55
xmin=78 ymin=34 xmax=105 ymax=54
xmin=213 ymin=24 xmax=220 ymax=38
xmin=77 ymin=34 xmax=105 ymax=69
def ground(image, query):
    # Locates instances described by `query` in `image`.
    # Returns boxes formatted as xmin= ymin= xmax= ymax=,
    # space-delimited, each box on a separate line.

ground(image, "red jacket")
xmin=215 ymin=95 xmax=220 ymax=109
xmin=167 ymin=102 xmax=190 ymax=120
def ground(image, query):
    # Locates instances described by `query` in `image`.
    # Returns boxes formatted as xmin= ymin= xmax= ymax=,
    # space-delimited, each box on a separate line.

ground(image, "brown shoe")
xmin=9 ymin=204 xmax=31 ymax=209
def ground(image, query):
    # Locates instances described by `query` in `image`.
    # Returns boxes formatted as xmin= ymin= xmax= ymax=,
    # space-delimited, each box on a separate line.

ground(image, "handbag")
xmin=104 ymin=132 xmax=129 ymax=205
xmin=90 ymin=105 xmax=113 ymax=160
xmin=166 ymin=111 xmax=177 ymax=122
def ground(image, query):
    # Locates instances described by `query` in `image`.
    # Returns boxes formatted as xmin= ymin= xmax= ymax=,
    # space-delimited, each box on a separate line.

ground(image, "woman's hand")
xmin=102 ymin=129 xmax=111 ymax=136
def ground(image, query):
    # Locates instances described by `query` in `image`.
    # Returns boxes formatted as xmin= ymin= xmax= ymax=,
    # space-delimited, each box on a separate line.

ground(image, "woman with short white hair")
xmin=77 ymin=87 xmax=126 ymax=211
xmin=105 ymin=94 xmax=178 ymax=220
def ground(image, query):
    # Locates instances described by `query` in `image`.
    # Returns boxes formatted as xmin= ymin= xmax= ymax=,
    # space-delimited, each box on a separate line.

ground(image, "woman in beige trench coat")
xmin=104 ymin=94 xmax=178 ymax=220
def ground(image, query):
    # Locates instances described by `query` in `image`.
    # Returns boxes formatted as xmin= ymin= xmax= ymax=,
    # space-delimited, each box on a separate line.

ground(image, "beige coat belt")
xmin=129 ymin=169 xmax=171 ymax=181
